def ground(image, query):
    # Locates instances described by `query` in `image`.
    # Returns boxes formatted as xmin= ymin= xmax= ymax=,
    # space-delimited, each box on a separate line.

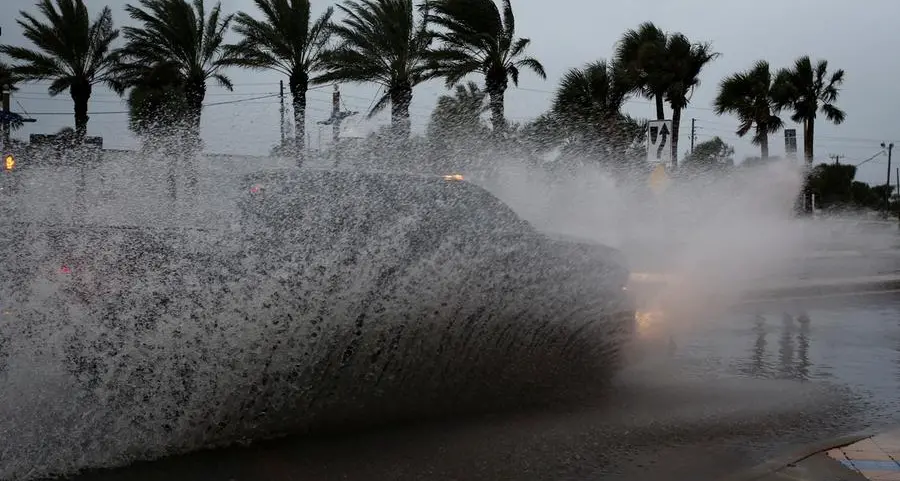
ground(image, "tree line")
xmin=0 ymin=0 xmax=846 ymax=170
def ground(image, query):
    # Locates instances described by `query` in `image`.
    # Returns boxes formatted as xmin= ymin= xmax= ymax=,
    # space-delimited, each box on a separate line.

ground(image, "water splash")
xmin=0 ymin=162 xmax=632 ymax=480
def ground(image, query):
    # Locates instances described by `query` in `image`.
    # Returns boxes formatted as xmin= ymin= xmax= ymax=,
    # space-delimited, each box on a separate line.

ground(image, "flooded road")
xmin=57 ymin=292 xmax=900 ymax=481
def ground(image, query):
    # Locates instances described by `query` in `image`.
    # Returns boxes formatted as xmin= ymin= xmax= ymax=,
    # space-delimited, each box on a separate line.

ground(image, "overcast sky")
xmin=1 ymin=0 xmax=898 ymax=184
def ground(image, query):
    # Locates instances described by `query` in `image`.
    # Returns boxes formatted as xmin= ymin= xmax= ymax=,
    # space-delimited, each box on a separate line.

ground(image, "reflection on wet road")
xmin=664 ymin=294 xmax=900 ymax=428
xmin=61 ymin=293 xmax=900 ymax=481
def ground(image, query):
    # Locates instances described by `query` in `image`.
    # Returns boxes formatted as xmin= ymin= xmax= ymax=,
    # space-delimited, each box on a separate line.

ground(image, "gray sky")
xmin=1 ymin=0 xmax=898 ymax=184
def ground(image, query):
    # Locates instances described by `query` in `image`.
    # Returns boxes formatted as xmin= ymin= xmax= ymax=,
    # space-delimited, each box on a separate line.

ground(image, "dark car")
xmin=0 ymin=168 xmax=634 ymax=468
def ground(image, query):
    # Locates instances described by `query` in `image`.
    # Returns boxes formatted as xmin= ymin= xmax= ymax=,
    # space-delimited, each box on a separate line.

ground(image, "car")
xmin=0 ymin=167 xmax=635 ymax=451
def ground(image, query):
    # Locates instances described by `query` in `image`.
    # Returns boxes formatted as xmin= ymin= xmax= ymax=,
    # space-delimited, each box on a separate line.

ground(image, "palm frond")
xmin=368 ymin=90 xmax=391 ymax=117
xmin=1 ymin=0 xmax=121 ymax=102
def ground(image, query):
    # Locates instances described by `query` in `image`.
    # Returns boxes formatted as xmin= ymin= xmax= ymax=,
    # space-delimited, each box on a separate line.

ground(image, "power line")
xmin=12 ymin=93 xmax=279 ymax=116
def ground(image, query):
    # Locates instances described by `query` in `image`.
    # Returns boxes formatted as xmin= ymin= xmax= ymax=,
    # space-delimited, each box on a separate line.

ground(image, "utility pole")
xmin=317 ymin=84 xmax=357 ymax=146
xmin=829 ymin=154 xmax=844 ymax=165
xmin=331 ymin=84 xmax=340 ymax=142
xmin=690 ymin=118 xmax=696 ymax=153
xmin=279 ymin=80 xmax=286 ymax=147
xmin=883 ymin=142 xmax=894 ymax=211
xmin=896 ymin=166 xmax=899 ymax=222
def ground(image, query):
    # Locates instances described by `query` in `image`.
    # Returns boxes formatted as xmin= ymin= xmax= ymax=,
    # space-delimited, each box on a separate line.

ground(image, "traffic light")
xmin=4 ymin=154 xmax=14 ymax=171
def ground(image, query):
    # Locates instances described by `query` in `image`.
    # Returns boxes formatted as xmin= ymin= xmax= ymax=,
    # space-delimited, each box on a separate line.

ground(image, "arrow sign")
xmin=656 ymin=122 xmax=669 ymax=160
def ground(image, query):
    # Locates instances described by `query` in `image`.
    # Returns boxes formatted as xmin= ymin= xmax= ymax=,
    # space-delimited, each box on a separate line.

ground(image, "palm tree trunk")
xmin=489 ymin=88 xmax=507 ymax=133
xmin=184 ymin=80 xmax=206 ymax=187
xmin=805 ymin=118 xmax=815 ymax=165
xmin=486 ymin=72 xmax=508 ymax=133
xmin=670 ymin=106 xmax=682 ymax=167
xmin=655 ymin=95 xmax=665 ymax=121
xmin=390 ymin=82 xmax=413 ymax=139
xmin=290 ymin=71 xmax=308 ymax=167
xmin=70 ymin=81 xmax=92 ymax=144
xmin=760 ymin=131 xmax=769 ymax=159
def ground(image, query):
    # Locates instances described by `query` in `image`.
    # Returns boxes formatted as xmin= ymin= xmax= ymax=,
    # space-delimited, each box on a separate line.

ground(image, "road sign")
xmin=785 ymin=129 xmax=797 ymax=158
xmin=646 ymin=120 xmax=672 ymax=165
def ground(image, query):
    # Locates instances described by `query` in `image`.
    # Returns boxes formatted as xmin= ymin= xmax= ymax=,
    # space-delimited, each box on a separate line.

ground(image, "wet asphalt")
xmin=55 ymin=291 xmax=900 ymax=481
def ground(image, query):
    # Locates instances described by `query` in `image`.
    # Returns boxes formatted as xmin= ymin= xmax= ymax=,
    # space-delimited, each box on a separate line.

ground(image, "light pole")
xmin=882 ymin=142 xmax=894 ymax=211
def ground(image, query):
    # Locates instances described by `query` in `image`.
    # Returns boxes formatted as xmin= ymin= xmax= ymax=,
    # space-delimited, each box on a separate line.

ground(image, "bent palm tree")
xmin=551 ymin=60 xmax=644 ymax=167
xmin=552 ymin=60 xmax=629 ymax=126
xmin=117 ymin=0 xmax=236 ymax=141
xmin=0 ymin=0 xmax=122 ymax=142
xmin=315 ymin=0 xmax=433 ymax=139
xmin=614 ymin=22 xmax=669 ymax=120
xmin=427 ymin=81 xmax=489 ymax=169
xmin=222 ymin=0 xmax=333 ymax=162
xmin=126 ymin=61 xmax=188 ymax=138
xmin=772 ymin=56 xmax=846 ymax=164
xmin=662 ymin=33 xmax=718 ymax=165
xmin=426 ymin=0 xmax=546 ymax=133
xmin=428 ymin=81 xmax=489 ymax=136
xmin=713 ymin=60 xmax=783 ymax=159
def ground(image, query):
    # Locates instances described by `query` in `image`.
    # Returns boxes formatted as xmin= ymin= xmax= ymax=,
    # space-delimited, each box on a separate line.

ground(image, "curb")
xmin=716 ymin=427 xmax=883 ymax=481
xmin=742 ymin=276 xmax=900 ymax=301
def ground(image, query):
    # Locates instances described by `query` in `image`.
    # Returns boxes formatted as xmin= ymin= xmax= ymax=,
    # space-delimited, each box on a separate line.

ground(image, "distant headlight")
xmin=442 ymin=174 xmax=464 ymax=181
xmin=4 ymin=154 xmax=14 ymax=171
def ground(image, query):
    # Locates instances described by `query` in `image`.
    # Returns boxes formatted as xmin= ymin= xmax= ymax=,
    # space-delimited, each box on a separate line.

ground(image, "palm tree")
xmin=126 ymin=61 xmax=188 ymax=139
xmin=427 ymin=81 xmax=489 ymax=169
xmin=772 ymin=56 xmax=846 ymax=164
xmin=315 ymin=0 xmax=433 ymax=139
xmin=550 ymin=60 xmax=645 ymax=167
xmin=662 ymin=33 xmax=718 ymax=165
xmin=428 ymin=81 xmax=489 ymax=137
xmin=222 ymin=0 xmax=333 ymax=163
xmin=116 ymin=0 xmax=236 ymax=142
xmin=425 ymin=0 xmax=546 ymax=133
xmin=614 ymin=22 xmax=669 ymax=121
xmin=551 ymin=60 xmax=629 ymax=126
xmin=0 ymin=0 xmax=122 ymax=142
xmin=713 ymin=60 xmax=783 ymax=159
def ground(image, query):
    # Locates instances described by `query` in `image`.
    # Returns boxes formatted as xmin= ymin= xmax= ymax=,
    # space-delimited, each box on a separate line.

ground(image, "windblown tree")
xmin=426 ymin=0 xmax=546 ymax=133
xmin=772 ymin=56 xmax=846 ymax=164
xmin=682 ymin=136 xmax=734 ymax=172
xmin=0 ymin=0 xmax=123 ymax=143
xmin=116 ymin=0 xmax=237 ymax=145
xmin=125 ymin=61 xmax=189 ymax=140
xmin=713 ymin=60 xmax=783 ymax=159
xmin=552 ymin=60 xmax=629 ymax=127
xmin=427 ymin=81 xmax=489 ymax=168
xmin=222 ymin=0 xmax=333 ymax=163
xmin=661 ymin=33 xmax=718 ymax=165
xmin=541 ymin=60 xmax=646 ymax=169
xmin=614 ymin=22 xmax=669 ymax=120
xmin=315 ymin=0 xmax=433 ymax=139
xmin=427 ymin=81 xmax=489 ymax=140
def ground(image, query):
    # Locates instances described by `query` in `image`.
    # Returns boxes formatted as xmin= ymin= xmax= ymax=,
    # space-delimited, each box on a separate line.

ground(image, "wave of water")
xmin=0 ymin=169 xmax=632 ymax=480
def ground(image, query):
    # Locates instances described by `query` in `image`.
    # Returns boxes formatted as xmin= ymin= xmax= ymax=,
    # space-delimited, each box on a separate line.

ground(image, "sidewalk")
xmin=723 ymin=426 xmax=900 ymax=481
